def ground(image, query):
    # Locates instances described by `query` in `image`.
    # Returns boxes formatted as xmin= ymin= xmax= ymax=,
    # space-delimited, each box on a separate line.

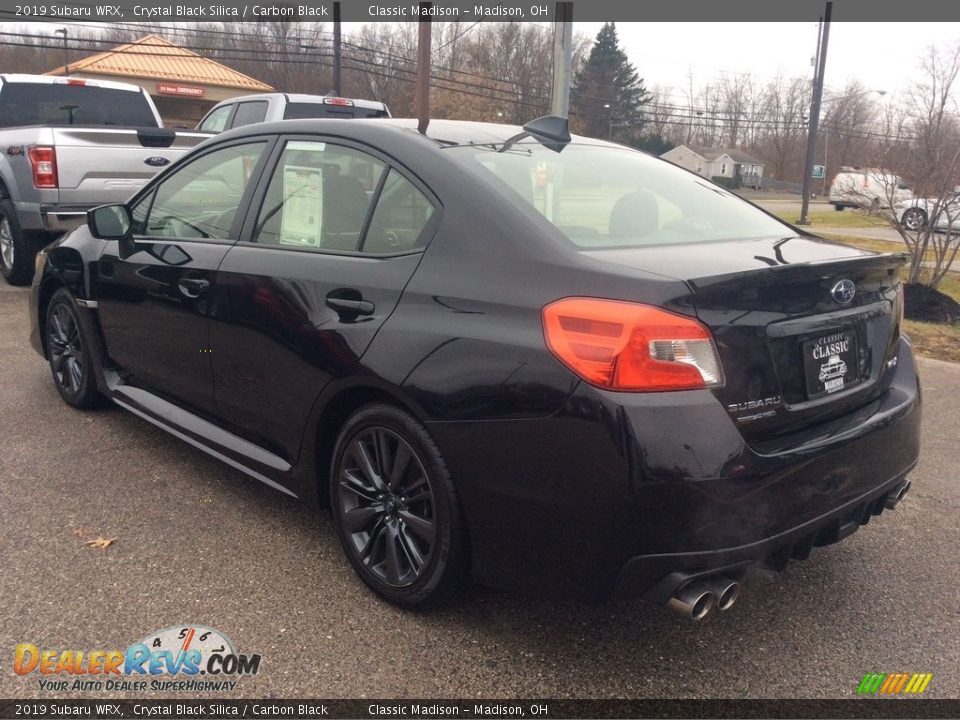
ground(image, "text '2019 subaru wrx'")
xmin=30 ymin=116 xmax=920 ymax=618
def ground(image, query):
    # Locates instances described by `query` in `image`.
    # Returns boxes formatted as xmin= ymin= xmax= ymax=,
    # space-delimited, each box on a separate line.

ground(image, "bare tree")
xmin=877 ymin=44 xmax=960 ymax=289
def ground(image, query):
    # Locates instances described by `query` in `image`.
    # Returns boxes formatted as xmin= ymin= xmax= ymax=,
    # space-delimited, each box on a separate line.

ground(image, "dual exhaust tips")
xmin=667 ymin=576 xmax=740 ymax=621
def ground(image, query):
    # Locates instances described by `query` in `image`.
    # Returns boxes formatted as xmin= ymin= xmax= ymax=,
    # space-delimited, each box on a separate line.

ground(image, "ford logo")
xmin=831 ymin=279 xmax=856 ymax=304
xmin=144 ymin=156 xmax=170 ymax=167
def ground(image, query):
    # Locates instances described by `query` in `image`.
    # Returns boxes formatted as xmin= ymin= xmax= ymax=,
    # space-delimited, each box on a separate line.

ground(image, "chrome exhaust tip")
xmin=885 ymin=480 xmax=912 ymax=510
xmin=703 ymin=577 xmax=741 ymax=611
xmin=666 ymin=584 xmax=715 ymax=621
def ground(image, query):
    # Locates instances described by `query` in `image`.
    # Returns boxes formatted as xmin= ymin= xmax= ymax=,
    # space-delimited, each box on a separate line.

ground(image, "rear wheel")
xmin=330 ymin=404 xmax=469 ymax=608
xmin=0 ymin=198 xmax=36 ymax=286
xmin=45 ymin=288 xmax=102 ymax=409
xmin=901 ymin=207 xmax=927 ymax=231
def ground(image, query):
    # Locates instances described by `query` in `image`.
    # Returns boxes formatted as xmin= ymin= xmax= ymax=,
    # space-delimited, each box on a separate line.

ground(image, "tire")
xmin=330 ymin=403 xmax=469 ymax=608
xmin=0 ymin=198 xmax=37 ymax=286
xmin=901 ymin=208 xmax=927 ymax=232
xmin=44 ymin=288 xmax=102 ymax=409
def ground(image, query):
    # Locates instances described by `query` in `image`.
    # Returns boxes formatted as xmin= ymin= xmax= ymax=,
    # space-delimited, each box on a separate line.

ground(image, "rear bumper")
xmin=618 ymin=470 xmax=912 ymax=603
xmin=15 ymin=200 xmax=90 ymax=233
xmin=428 ymin=337 xmax=921 ymax=600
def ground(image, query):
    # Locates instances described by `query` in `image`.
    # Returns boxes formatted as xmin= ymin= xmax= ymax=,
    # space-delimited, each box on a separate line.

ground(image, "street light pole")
xmin=54 ymin=28 xmax=68 ymax=76
xmin=798 ymin=1 xmax=832 ymax=226
xmin=603 ymin=103 xmax=613 ymax=140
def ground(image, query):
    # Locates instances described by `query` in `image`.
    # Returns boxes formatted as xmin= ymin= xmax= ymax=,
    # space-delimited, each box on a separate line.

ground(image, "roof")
xmin=688 ymin=144 xmax=763 ymax=165
xmin=45 ymin=35 xmax=273 ymax=92
xmin=1 ymin=73 xmax=143 ymax=92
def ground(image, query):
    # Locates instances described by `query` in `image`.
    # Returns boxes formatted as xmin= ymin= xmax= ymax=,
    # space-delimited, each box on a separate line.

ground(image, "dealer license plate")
xmin=803 ymin=328 xmax=859 ymax=399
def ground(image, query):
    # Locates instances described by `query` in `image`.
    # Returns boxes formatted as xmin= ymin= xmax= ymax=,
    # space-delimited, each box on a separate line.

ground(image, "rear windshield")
xmin=0 ymin=82 xmax=157 ymax=128
xmin=450 ymin=143 xmax=791 ymax=248
xmin=283 ymin=102 xmax=389 ymax=120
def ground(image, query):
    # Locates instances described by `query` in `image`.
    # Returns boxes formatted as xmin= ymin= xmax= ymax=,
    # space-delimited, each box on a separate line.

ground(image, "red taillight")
xmin=66 ymin=79 xmax=87 ymax=86
xmin=542 ymin=297 xmax=724 ymax=392
xmin=28 ymin=146 xmax=58 ymax=189
xmin=323 ymin=97 xmax=354 ymax=107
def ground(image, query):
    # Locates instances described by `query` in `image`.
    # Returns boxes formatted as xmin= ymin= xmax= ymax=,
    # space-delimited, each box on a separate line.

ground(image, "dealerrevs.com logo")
xmin=14 ymin=625 xmax=261 ymax=692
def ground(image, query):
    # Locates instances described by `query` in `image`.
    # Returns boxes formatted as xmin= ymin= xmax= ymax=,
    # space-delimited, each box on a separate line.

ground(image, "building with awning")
xmin=46 ymin=35 xmax=273 ymax=128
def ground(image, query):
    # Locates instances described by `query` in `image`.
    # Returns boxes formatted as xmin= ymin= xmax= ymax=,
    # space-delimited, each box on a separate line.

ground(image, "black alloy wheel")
xmin=331 ymin=404 xmax=468 ymax=607
xmin=45 ymin=288 xmax=101 ymax=409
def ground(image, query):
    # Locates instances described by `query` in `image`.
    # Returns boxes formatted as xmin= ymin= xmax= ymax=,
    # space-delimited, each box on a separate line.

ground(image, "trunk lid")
xmin=584 ymin=236 xmax=905 ymax=445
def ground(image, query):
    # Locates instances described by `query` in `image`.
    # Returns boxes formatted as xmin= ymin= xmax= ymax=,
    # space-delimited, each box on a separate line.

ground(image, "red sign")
xmin=157 ymin=83 xmax=205 ymax=98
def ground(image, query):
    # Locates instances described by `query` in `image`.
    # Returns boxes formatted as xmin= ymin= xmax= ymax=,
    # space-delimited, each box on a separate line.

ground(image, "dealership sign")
xmin=157 ymin=84 xmax=205 ymax=98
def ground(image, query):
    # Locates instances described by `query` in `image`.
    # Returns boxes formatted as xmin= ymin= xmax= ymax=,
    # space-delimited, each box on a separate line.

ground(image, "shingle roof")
xmin=46 ymin=35 xmax=273 ymax=92
xmin=689 ymin=144 xmax=763 ymax=165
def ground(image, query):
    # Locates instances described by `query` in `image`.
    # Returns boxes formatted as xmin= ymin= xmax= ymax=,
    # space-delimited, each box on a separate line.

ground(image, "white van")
xmin=828 ymin=167 xmax=912 ymax=210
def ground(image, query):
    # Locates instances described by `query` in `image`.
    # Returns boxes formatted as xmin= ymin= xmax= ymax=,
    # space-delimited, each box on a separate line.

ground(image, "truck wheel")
xmin=901 ymin=208 xmax=927 ymax=231
xmin=0 ymin=198 xmax=36 ymax=286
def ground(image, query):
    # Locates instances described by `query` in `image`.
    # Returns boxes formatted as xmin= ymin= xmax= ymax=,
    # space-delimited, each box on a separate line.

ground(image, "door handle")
xmin=326 ymin=296 xmax=375 ymax=316
xmin=179 ymin=277 xmax=210 ymax=295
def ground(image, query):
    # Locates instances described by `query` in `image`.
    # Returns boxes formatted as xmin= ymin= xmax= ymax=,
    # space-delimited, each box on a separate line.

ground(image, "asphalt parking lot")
xmin=1 ymin=284 xmax=958 ymax=700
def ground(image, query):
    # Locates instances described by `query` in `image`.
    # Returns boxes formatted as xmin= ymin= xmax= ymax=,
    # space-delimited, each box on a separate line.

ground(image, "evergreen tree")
xmin=571 ymin=23 xmax=650 ymax=141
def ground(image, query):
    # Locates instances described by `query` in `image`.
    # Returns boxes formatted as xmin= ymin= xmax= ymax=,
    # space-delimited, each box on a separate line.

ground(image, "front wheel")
xmin=45 ymin=288 xmax=102 ymax=409
xmin=330 ymin=404 xmax=469 ymax=608
xmin=0 ymin=198 xmax=36 ymax=286
xmin=901 ymin=208 xmax=927 ymax=232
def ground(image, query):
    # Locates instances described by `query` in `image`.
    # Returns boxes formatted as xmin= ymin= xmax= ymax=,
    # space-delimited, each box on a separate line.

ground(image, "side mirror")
xmin=88 ymin=204 xmax=132 ymax=240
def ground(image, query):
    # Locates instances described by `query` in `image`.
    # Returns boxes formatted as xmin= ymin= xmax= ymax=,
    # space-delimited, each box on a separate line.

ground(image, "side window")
xmin=136 ymin=142 xmax=266 ymax=240
xmin=198 ymin=104 xmax=232 ymax=133
xmin=362 ymin=170 xmax=436 ymax=253
xmin=253 ymin=141 xmax=385 ymax=252
xmin=231 ymin=101 xmax=268 ymax=129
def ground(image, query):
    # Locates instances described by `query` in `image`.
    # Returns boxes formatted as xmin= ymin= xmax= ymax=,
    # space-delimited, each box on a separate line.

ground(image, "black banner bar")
xmin=2 ymin=699 xmax=960 ymax=719
xmin=4 ymin=0 xmax=960 ymax=23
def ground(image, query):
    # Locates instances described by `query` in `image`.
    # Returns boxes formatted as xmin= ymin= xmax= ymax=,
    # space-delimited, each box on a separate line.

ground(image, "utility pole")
xmin=332 ymin=2 xmax=341 ymax=95
xmin=550 ymin=1 xmax=573 ymax=117
xmin=55 ymin=27 xmax=68 ymax=76
xmin=416 ymin=2 xmax=432 ymax=134
xmin=799 ymin=2 xmax=832 ymax=225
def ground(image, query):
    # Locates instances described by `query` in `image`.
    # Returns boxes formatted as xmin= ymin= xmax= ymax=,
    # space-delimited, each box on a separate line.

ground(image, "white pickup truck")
xmin=196 ymin=93 xmax=391 ymax=134
xmin=0 ymin=74 xmax=209 ymax=284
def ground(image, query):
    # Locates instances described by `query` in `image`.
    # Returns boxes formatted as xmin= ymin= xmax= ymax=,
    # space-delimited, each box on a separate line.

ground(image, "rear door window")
xmin=362 ymin=170 xmax=436 ymax=253
xmin=252 ymin=140 xmax=385 ymax=252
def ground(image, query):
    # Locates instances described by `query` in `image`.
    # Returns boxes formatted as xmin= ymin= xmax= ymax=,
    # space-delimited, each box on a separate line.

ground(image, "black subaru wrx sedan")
xmin=29 ymin=117 xmax=920 ymax=618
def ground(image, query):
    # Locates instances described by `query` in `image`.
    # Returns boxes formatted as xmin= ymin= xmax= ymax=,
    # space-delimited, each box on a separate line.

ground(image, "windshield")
xmin=450 ymin=143 xmax=791 ymax=248
xmin=0 ymin=83 xmax=157 ymax=127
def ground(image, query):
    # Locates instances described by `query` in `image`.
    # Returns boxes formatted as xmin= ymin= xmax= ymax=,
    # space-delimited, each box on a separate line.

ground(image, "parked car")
xmin=828 ymin=167 xmax=913 ymax=211
xmin=895 ymin=188 xmax=960 ymax=231
xmin=29 ymin=117 xmax=920 ymax=617
xmin=0 ymin=74 xmax=209 ymax=285
xmin=196 ymin=93 xmax=391 ymax=134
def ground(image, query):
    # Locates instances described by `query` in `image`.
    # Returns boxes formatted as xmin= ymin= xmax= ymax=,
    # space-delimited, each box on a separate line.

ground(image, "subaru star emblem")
xmin=144 ymin=156 xmax=170 ymax=167
xmin=831 ymin=279 xmax=856 ymax=304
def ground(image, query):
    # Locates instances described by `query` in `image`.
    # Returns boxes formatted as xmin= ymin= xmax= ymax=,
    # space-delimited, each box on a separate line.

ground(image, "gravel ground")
xmin=1 ymin=287 xmax=957 ymax=700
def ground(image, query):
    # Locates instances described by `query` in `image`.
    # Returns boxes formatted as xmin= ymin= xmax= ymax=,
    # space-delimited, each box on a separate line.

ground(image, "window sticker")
xmin=279 ymin=143 xmax=326 ymax=247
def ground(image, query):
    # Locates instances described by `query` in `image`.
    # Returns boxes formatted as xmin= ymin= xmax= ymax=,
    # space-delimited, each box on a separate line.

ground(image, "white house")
xmin=660 ymin=144 xmax=765 ymax=189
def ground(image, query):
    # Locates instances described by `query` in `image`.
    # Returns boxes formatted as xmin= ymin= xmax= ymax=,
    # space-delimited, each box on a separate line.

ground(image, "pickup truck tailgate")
xmin=51 ymin=127 xmax=209 ymax=205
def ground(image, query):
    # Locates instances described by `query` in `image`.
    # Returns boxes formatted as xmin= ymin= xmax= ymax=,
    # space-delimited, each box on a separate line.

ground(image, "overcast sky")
xmin=577 ymin=22 xmax=960 ymax=103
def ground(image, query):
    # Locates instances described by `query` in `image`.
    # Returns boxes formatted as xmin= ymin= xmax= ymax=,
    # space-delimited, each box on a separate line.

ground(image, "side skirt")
xmin=105 ymin=372 xmax=299 ymax=500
